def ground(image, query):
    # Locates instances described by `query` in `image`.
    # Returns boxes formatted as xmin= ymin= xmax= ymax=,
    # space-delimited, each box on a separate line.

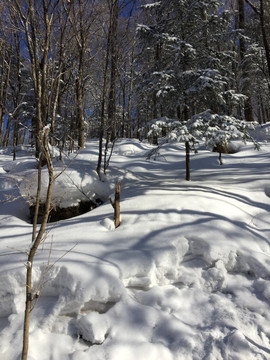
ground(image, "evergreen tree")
xmin=136 ymin=0 xmax=245 ymax=126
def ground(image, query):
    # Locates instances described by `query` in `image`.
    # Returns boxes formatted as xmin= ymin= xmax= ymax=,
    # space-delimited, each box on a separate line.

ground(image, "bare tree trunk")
xmin=114 ymin=180 xmax=121 ymax=228
xmin=238 ymin=0 xmax=254 ymax=121
xmin=96 ymin=34 xmax=110 ymax=177
xmin=185 ymin=141 xmax=190 ymax=181
xmin=127 ymin=39 xmax=136 ymax=137
xmin=31 ymin=158 xmax=42 ymax=242
xmin=21 ymin=128 xmax=54 ymax=360
xmin=0 ymin=51 xmax=6 ymax=144
xmin=104 ymin=132 xmax=112 ymax=174
xmin=69 ymin=0 xmax=95 ymax=149
xmin=97 ymin=0 xmax=120 ymax=177
xmin=2 ymin=116 xmax=11 ymax=147
xmin=28 ymin=0 xmax=43 ymax=157
xmin=76 ymin=0 xmax=86 ymax=149
xmin=12 ymin=29 xmax=23 ymax=159
xmin=76 ymin=62 xmax=85 ymax=149
xmin=0 ymin=53 xmax=11 ymax=146
xmin=219 ymin=152 xmax=223 ymax=165
xmin=107 ymin=0 xmax=120 ymax=143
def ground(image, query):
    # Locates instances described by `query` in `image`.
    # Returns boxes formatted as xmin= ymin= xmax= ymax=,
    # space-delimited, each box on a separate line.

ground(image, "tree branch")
xmin=244 ymin=0 xmax=260 ymax=15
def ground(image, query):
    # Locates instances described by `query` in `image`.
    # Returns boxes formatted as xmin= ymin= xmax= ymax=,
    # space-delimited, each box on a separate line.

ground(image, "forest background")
xmin=0 ymin=0 xmax=269 ymax=170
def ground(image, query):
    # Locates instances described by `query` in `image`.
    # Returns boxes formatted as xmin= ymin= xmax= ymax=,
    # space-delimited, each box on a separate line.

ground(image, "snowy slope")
xmin=0 ymin=132 xmax=270 ymax=360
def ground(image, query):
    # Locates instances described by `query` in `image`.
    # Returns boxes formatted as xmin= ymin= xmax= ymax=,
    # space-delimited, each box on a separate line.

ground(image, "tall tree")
xmin=238 ymin=0 xmax=255 ymax=121
xmin=0 ymin=5 xmax=12 ymax=145
xmin=259 ymin=0 xmax=270 ymax=78
xmin=10 ymin=0 xmax=59 ymax=156
xmin=245 ymin=0 xmax=270 ymax=79
xmin=68 ymin=0 xmax=97 ymax=149
xmin=96 ymin=0 xmax=138 ymax=175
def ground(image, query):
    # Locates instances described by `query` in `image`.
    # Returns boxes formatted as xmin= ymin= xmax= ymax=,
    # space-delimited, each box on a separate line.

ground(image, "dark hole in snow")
xmin=80 ymin=300 xmax=117 ymax=314
xmin=29 ymin=198 xmax=103 ymax=223
xmin=78 ymin=332 xmax=109 ymax=347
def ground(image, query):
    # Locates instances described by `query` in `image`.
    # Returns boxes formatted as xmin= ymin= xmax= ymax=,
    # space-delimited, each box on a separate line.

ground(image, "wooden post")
xmin=110 ymin=180 xmax=121 ymax=228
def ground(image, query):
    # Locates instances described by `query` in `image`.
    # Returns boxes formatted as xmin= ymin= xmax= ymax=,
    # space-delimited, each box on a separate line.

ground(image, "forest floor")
xmin=0 ymin=127 xmax=270 ymax=360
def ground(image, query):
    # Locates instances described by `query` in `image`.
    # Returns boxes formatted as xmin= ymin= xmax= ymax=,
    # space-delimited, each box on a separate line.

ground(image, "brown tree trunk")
xmin=238 ymin=0 xmax=254 ymax=121
xmin=127 ymin=41 xmax=136 ymax=137
xmin=107 ymin=0 xmax=120 ymax=142
xmin=76 ymin=1 xmax=85 ymax=149
xmin=96 ymin=25 xmax=110 ymax=177
xmin=259 ymin=0 xmax=270 ymax=79
xmin=185 ymin=141 xmax=190 ymax=181
xmin=103 ymin=0 xmax=120 ymax=174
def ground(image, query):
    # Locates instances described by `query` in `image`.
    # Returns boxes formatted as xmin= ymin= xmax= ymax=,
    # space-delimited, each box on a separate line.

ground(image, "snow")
xmin=20 ymin=166 xmax=112 ymax=208
xmin=140 ymin=2 xmax=161 ymax=10
xmin=0 ymin=129 xmax=270 ymax=359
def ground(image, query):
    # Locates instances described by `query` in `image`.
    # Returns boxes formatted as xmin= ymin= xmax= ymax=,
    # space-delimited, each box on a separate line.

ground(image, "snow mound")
xmin=20 ymin=168 xmax=112 ymax=208
xmin=0 ymin=271 xmax=25 ymax=317
xmin=114 ymin=139 xmax=151 ymax=156
xmin=3 ymin=158 xmax=37 ymax=173
xmin=76 ymin=312 xmax=110 ymax=344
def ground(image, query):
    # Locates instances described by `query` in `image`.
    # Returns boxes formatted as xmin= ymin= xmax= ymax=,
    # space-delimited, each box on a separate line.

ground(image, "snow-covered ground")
xmin=0 ymin=128 xmax=270 ymax=360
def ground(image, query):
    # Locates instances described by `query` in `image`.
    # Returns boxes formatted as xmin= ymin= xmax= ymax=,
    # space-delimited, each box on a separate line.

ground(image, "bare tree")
xmin=96 ymin=0 xmax=120 ymax=176
xmin=96 ymin=0 xmax=137 ymax=176
xmin=68 ymin=0 xmax=95 ymax=149
xmin=0 ymin=27 xmax=12 ymax=145
xmin=21 ymin=128 xmax=54 ymax=360
xmin=96 ymin=14 xmax=110 ymax=176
